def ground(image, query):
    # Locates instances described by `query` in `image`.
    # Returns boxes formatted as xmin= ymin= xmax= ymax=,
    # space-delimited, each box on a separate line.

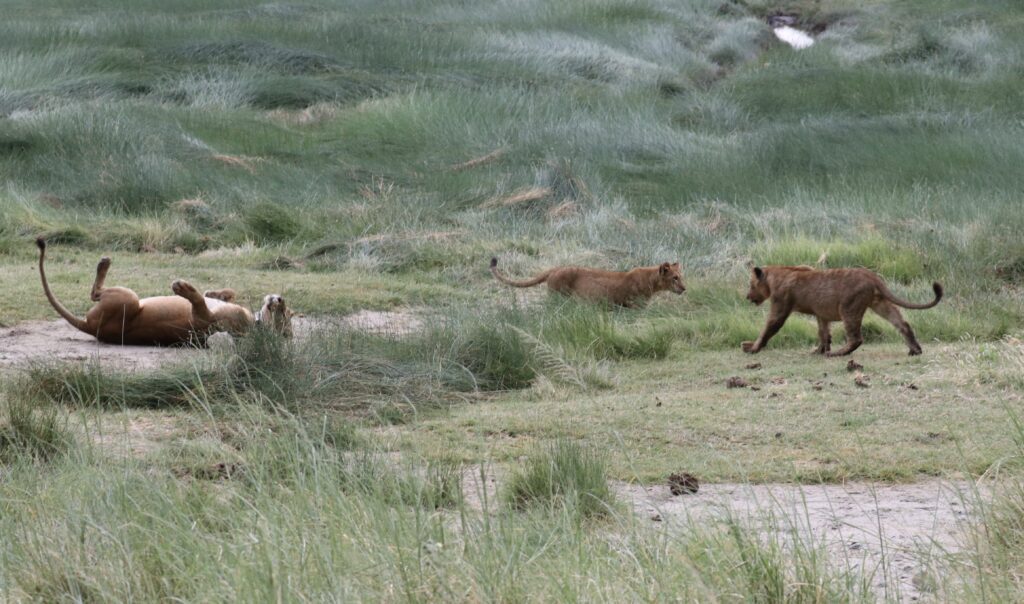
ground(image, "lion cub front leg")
xmin=171 ymin=280 xmax=215 ymax=326
xmin=743 ymin=303 xmax=791 ymax=354
xmin=814 ymin=317 xmax=832 ymax=354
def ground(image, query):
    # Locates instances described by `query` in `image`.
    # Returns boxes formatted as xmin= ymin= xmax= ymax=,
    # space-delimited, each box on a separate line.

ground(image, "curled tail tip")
xmin=933 ymin=282 xmax=943 ymax=298
xmin=490 ymin=257 xmax=498 ymax=268
xmin=36 ymin=236 xmax=46 ymax=251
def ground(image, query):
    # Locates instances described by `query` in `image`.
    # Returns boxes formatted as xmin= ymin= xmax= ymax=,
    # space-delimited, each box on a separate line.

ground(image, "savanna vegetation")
xmin=2 ymin=0 xmax=1024 ymax=600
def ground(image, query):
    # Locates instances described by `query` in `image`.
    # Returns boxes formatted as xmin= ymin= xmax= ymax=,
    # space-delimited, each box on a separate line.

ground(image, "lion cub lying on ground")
xmin=37 ymin=238 xmax=292 ymax=346
xmin=490 ymin=257 xmax=685 ymax=307
xmin=742 ymin=265 xmax=943 ymax=356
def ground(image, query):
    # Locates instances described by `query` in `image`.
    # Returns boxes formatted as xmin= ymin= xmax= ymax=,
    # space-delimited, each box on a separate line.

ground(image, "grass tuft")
xmin=504 ymin=439 xmax=616 ymax=519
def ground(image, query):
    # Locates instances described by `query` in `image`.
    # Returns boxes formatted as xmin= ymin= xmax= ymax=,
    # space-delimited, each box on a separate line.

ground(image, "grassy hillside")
xmin=1 ymin=0 xmax=1023 ymax=342
xmin=3 ymin=0 xmax=1024 ymax=601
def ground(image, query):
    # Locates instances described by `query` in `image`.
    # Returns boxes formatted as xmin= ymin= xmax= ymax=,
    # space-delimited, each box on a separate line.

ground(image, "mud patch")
xmin=618 ymin=479 xmax=980 ymax=600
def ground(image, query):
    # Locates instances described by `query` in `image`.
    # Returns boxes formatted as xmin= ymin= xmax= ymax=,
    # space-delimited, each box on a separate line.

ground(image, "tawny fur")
xmin=742 ymin=265 xmax=943 ymax=357
xmin=37 ymin=238 xmax=286 ymax=346
xmin=490 ymin=257 xmax=685 ymax=307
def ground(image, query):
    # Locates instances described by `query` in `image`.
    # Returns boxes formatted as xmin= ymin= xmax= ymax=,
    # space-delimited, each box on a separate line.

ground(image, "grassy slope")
xmin=1 ymin=0 xmax=1023 ymax=339
xmin=2 ymin=0 xmax=1024 ymax=600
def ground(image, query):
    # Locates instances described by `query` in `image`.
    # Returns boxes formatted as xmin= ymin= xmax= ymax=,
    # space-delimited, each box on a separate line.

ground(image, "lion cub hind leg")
xmin=871 ymin=300 xmax=923 ymax=355
xmin=91 ymin=256 xmax=113 ymax=301
xmin=172 ymin=280 xmax=215 ymax=324
xmin=89 ymin=287 xmax=142 ymax=328
xmin=826 ymin=307 xmax=865 ymax=357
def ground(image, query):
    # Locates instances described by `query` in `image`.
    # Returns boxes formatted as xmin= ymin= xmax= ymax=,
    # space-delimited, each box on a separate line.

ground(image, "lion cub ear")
xmin=671 ymin=262 xmax=680 ymax=269
xmin=753 ymin=266 xmax=764 ymax=281
xmin=659 ymin=262 xmax=671 ymax=275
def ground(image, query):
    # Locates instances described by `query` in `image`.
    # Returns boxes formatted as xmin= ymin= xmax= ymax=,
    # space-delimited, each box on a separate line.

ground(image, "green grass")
xmin=0 ymin=0 xmax=1021 ymax=337
xmin=504 ymin=439 xmax=617 ymax=519
xmin=2 ymin=0 xmax=1024 ymax=600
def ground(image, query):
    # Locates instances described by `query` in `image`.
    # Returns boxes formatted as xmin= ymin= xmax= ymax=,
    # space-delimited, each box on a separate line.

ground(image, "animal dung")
xmin=668 ymin=472 xmax=700 ymax=495
xmin=726 ymin=376 xmax=749 ymax=388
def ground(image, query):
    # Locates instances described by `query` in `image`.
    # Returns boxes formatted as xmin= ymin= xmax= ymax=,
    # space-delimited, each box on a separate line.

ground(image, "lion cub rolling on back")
xmin=742 ymin=265 xmax=943 ymax=356
xmin=490 ymin=257 xmax=685 ymax=307
xmin=37 ymin=238 xmax=292 ymax=346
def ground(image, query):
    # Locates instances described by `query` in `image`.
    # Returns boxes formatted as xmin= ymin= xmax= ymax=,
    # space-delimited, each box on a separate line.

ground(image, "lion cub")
xmin=742 ymin=265 xmax=942 ymax=356
xmin=490 ymin=257 xmax=685 ymax=307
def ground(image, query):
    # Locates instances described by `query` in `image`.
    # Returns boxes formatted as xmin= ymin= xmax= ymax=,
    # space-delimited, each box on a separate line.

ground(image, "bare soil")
xmin=0 ymin=320 xmax=196 ymax=371
xmin=0 ymin=309 xmax=425 ymax=371
xmin=618 ymin=479 xmax=980 ymax=600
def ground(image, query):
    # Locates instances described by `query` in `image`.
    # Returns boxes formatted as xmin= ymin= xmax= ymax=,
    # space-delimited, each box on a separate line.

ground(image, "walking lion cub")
xmin=742 ymin=265 xmax=942 ymax=356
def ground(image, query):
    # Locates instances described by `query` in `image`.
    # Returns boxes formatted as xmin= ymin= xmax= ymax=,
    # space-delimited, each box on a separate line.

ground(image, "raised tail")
xmin=880 ymin=281 xmax=943 ymax=310
xmin=490 ymin=257 xmax=552 ymax=288
xmin=36 ymin=238 xmax=91 ymax=334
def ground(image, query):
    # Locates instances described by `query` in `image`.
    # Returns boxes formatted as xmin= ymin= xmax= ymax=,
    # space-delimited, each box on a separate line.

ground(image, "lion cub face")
xmin=746 ymin=267 xmax=771 ymax=305
xmin=258 ymin=294 xmax=294 ymax=338
xmin=658 ymin=262 xmax=686 ymax=295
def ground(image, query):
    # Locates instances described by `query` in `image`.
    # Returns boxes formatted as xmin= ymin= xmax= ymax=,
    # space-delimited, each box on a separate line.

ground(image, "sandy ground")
xmin=623 ymin=480 xmax=978 ymax=601
xmin=0 ymin=310 xmax=425 ymax=371
xmin=461 ymin=468 xmax=979 ymax=601
xmin=0 ymin=320 xmax=197 ymax=370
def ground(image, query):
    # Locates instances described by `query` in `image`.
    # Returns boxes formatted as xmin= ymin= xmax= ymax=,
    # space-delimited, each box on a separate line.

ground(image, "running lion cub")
xmin=490 ymin=257 xmax=685 ymax=307
xmin=742 ymin=265 xmax=943 ymax=356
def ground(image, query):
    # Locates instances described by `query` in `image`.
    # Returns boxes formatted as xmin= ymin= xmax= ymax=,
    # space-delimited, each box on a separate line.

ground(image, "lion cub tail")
xmin=881 ymin=281 xmax=943 ymax=310
xmin=490 ymin=257 xmax=552 ymax=288
xmin=36 ymin=238 xmax=91 ymax=334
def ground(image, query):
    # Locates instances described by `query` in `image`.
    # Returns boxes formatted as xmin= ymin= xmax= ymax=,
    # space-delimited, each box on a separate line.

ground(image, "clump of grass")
xmin=541 ymin=304 xmax=673 ymax=360
xmin=244 ymin=202 xmax=303 ymax=243
xmin=453 ymin=318 xmax=538 ymax=391
xmin=0 ymin=395 xmax=72 ymax=464
xmin=504 ymin=439 xmax=616 ymax=519
xmin=21 ymin=362 xmax=222 ymax=409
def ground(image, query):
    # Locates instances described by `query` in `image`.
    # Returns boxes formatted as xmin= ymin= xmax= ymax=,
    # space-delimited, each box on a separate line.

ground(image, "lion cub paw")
xmin=741 ymin=341 xmax=758 ymax=354
xmin=171 ymin=280 xmax=200 ymax=299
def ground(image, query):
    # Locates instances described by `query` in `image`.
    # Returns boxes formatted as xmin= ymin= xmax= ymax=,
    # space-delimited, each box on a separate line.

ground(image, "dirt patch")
xmin=618 ymin=479 xmax=980 ymax=600
xmin=0 ymin=311 xmax=426 ymax=372
xmin=0 ymin=320 xmax=199 ymax=371
xmin=340 ymin=309 xmax=424 ymax=335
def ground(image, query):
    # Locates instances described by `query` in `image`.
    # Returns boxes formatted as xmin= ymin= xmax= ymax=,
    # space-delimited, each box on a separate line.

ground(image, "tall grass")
xmin=0 ymin=395 xmax=72 ymax=464
xmin=0 ymin=0 xmax=1021 ymax=339
xmin=504 ymin=439 xmax=617 ymax=519
xmin=0 ymin=401 xmax=878 ymax=602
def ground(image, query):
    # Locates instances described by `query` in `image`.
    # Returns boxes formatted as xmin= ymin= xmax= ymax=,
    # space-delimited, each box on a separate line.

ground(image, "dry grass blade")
xmin=449 ymin=148 xmax=506 ymax=172
xmin=480 ymin=186 xmax=552 ymax=209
